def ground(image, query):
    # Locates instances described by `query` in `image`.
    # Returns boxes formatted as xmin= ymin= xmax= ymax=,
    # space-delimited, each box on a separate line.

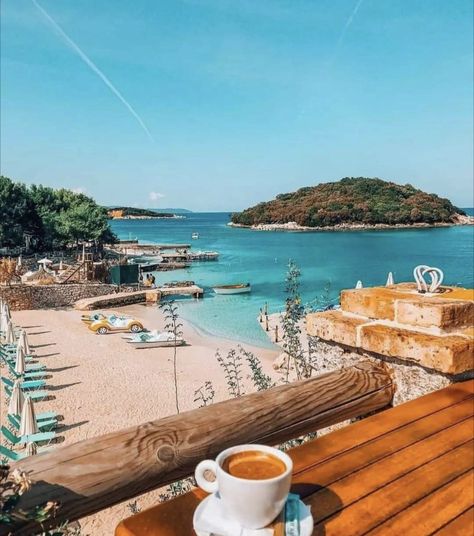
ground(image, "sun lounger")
xmin=0 ymin=444 xmax=50 ymax=462
xmin=1 ymin=426 xmax=56 ymax=446
xmin=0 ymin=354 xmax=45 ymax=371
xmin=7 ymin=414 xmax=57 ymax=432
xmin=7 ymin=368 xmax=47 ymax=381
xmin=2 ymin=376 xmax=46 ymax=391
xmin=4 ymin=385 xmax=49 ymax=401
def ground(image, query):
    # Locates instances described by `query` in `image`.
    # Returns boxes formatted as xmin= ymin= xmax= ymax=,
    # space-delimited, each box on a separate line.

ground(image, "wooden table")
xmin=116 ymin=380 xmax=474 ymax=536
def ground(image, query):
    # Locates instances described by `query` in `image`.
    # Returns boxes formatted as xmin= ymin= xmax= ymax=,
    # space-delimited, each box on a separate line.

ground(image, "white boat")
xmin=192 ymin=232 xmax=199 ymax=239
xmin=126 ymin=330 xmax=185 ymax=349
xmin=213 ymin=283 xmax=251 ymax=295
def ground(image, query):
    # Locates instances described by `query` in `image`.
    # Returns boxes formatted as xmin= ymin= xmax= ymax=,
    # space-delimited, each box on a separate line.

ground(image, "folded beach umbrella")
xmin=15 ymin=345 xmax=26 ymax=375
xmin=3 ymin=302 xmax=11 ymax=321
xmin=19 ymin=396 xmax=39 ymax=437
xmin=18 ymin=330 xmax=30 ymax=355
xmin=8 ymin=379 xmax=25 ymax=416
xmin=5 ymin=320 xmax=16 ymax=344
xmin=355 ymin=280 xmax=363 ymax=289
xmin=26 ymin=442 xmax=38 ymax=456
xmin=0 ymin=308 xmax=8 ymax=333
xmin=386 ymin=272 xmax=394 ymax=286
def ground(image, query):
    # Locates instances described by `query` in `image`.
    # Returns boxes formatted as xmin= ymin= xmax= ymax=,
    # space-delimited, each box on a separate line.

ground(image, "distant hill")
xmin=107 ymin=207 xmax=176 ymax=219
xmin=158 ymin=208 xmax=192 ymax=214
xmin=231 ymin=178 xmax=466 ymax=228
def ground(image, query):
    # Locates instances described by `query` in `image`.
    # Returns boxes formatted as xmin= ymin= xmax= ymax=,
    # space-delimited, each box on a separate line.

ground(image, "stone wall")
xmin=0 ymin=283 xmax=124 ymax=310
xmin=304 ymin=282 xmax=473 ymax=406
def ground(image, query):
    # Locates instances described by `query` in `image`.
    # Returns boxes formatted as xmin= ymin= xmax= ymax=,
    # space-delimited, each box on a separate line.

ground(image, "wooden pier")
xmin=160 ymin=251 xmax=219 ymax=262
xmin=159 ymin=284 xmax=204 ymax=298
xmin=74 ymin=285 xmax=204 ymax=310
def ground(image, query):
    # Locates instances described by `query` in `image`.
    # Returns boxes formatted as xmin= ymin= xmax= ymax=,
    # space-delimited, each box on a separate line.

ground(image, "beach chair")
xmin=7 ymin=414 xmax=57 ymax=432
xmin=10 ymin=410 xmax=57 ymax=421
xmin=0 ymin=351 xmax=36 ymax=364
xmin=8 ymin=361 xmax=46 ymax=372
xmin=0 ymin=444 xmax=50 ymax=462
xmin=4 ymin=385 xmax=49 ymax=401
xmin=1 ymin=426 xmax=56 ymax=446
xmin=2 ymin=376 xmax=46 ymax=391
xmin=7 ymin=363 xmax=48 ymax=380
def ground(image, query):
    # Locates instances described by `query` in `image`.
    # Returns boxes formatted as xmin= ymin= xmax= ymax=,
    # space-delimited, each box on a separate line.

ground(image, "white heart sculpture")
xmin=413 ymin=265 xmax=444 ymax=293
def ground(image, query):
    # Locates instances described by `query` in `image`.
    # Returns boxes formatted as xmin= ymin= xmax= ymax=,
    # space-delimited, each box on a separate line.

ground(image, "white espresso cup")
xmin=194 ymin=444 xmax=293 ymax=529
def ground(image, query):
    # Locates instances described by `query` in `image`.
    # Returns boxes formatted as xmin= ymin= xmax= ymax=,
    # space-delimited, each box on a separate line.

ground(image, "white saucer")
xmin=193 ymin=494 xmax=314 ymax=536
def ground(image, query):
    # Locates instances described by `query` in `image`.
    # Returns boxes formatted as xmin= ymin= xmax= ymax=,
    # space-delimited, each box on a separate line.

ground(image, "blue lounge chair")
xmin=1 ymin=426 xmax=56 ymax=446
xmin=6 ymin=363 xmax=47 ymax=380
xmin=7 ymin=414 xmax=57 ymax=432
xmin=9 ymin=410 xmax=57 ymax=421
xmin=4 ymin=385 xmax=49 ymax=401
xmin=0 ymin=444 xmax=50 ymax=462
xmin=0 ymin=354 xmax=45 ymax=371
xmin=2 ymin=376 xmax=46 ymax=391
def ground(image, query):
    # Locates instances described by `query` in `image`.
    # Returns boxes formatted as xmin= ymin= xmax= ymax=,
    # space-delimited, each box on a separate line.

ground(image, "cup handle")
xmin=195 ymin=460 xmax=219 ymax=494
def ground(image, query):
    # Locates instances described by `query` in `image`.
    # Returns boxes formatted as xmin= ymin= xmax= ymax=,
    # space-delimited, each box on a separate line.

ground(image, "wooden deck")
xmin=116 ymin=380 xmax=474 ymax=536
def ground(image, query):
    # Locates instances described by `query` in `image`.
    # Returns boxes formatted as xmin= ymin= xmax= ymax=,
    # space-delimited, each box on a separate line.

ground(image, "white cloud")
xmin=149 ymin=191 xmax=165 ymax=201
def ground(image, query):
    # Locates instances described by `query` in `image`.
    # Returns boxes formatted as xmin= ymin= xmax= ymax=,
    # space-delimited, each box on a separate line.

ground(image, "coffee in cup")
xmin=222 ymin=450 xmax=286 ymax=480
xmin=195 ymin=444 xmax=292 ymax=529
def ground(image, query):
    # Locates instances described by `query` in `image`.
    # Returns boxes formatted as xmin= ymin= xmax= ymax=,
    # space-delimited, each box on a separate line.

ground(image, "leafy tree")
xmin=0 ymin=177 xmax=43 ymax=248
xmin=231 ymin=177 xmax=465 ymax=227
xmin=0 ymin=176 xmax=116 ymax=250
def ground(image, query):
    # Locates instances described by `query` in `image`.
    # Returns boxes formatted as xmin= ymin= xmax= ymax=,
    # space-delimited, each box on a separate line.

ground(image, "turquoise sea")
xmin=111 ymin=211 xmax=474 ymax=348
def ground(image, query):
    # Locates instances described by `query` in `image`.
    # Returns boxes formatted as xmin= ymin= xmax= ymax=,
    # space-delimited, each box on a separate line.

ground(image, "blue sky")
xmin=1 ymin=0 xmax=473 ymax=211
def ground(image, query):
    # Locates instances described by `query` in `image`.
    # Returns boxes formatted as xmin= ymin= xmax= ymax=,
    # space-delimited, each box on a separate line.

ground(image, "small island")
xmin=107 ymin=207 xmax=183 ymax=220
xmin=230 ymin=177 xmax=472 ymax=231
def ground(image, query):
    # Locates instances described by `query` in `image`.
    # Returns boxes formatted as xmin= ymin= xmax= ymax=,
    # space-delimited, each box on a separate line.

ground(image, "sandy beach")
xmin=2 ymin=304 xmax=279 ymax=535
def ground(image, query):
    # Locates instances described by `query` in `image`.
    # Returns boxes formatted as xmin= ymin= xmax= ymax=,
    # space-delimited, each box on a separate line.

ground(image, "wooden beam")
xmin=6 ymin=362 xmax=394 ymax=535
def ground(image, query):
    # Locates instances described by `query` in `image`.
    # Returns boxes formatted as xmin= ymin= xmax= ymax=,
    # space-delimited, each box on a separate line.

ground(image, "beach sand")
xmin=3 ymin=304 xmax=279 ymax=535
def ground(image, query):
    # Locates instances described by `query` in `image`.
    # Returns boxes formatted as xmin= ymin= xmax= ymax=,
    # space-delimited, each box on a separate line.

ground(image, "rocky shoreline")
xmin=228 ymin=213 xmax=474 ymax=232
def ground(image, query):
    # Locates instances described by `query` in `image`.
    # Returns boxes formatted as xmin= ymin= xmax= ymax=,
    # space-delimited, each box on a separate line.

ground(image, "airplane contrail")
xmin=31 ymin=0 xmax=154 ymax=142
xmin=332 ymin=0 xmax=364 ymax=60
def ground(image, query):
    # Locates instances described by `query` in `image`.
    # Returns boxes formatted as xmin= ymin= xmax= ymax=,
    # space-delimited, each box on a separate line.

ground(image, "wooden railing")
xmin=7 ymin=362 xmax=394 ymax=535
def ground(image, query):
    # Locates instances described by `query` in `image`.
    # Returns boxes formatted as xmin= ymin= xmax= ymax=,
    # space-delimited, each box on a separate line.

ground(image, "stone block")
xmin=396 ymin=298 xmax=474 ymax=330
xmin=360 ymin=323 xmax=473 ymax=374
xmin=146 ymin=290 xmax=160 ymax=304
xmin=340 ymin=287 xmax=415 ymax=321
xmin=306 ymin=310 xmax=367 ymax=347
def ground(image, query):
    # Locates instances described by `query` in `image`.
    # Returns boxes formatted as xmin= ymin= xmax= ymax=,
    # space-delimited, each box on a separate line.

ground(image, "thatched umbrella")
xmin=19 ymin=396 xmax=39 ymax=437
xmin=25 ymin=264 xmax=56 ymax=285
xmin=8 ymin=380 xmax=25 ymax=416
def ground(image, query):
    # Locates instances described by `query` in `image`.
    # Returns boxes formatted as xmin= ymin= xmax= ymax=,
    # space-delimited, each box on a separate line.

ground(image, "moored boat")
xmin=212 ymin=283 xmax=251 ymax=295
xmin=192 ymin=232 xmax=199 ymax=239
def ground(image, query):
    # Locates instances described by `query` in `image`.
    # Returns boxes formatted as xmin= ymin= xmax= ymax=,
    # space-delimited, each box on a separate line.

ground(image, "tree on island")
xmin=0 ymin=176 xmax=116 ymax=251
xmin=231 ymin=177 xmax=465 ymax=228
